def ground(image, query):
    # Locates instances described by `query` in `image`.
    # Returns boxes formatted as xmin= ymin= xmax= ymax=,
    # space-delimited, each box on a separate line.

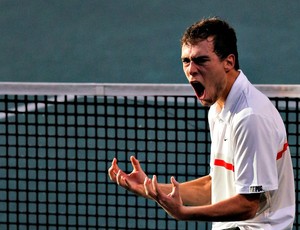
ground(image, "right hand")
xmin=108 ymin=156 xmax=149 ymax=198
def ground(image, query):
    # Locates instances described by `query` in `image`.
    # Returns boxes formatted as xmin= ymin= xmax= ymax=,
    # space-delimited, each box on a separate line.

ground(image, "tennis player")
xmin=108 ymin=17 xmax=295 ymax=229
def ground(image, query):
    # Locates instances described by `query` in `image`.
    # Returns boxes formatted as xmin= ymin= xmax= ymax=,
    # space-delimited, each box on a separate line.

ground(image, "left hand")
xmin=144 ymin=175 xmax=185 ymax=220
xmin=108 ymin=156 xmax=149 ymax=198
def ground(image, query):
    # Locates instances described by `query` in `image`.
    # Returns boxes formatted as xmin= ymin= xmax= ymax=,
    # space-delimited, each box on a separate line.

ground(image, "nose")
xmin=186 ymin=61 xmax=198 ymax=80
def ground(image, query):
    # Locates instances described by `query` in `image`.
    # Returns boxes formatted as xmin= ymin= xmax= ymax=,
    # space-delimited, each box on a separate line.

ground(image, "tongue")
xmin=191 ymin=82 xmax=205 ymax=97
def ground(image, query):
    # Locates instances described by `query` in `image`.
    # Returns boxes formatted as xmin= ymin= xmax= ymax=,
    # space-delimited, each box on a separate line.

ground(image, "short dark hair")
xmin=181 ymin=17 xmax=240 ymax=70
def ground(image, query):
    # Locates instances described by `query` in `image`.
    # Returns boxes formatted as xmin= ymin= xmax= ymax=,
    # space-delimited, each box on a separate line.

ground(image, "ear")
xmin=223 ymin=54 xmax=236 ymax=72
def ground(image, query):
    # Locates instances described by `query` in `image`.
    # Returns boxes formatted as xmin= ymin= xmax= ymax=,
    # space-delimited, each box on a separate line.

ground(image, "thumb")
xmin=130 ymin=156 xmax=142 ymax=171
xmin=170 ymin=176 xmax=180 ymax=197
xmin=171 ymin=176 xmax=179 ymax=186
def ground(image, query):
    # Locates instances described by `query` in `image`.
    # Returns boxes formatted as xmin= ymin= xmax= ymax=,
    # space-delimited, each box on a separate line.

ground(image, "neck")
xmin=216 ymin=69 xmax=240 ymax=108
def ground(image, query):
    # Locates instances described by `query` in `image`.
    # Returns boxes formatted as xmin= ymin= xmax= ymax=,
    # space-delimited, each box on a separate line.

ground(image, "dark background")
xmin=1 ymin=0 xmax=299 ymax=84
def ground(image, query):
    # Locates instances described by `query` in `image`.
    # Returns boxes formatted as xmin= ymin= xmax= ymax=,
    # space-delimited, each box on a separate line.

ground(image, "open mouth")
xmin=190 ymin=82 xmax=205 ymax=98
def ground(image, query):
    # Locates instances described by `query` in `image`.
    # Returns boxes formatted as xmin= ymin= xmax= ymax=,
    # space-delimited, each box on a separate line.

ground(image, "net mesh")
xmin=0 ymin=90 xmax=299 ymax=229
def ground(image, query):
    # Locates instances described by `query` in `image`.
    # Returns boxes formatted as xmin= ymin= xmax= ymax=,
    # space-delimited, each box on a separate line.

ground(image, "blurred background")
xmin=0 ymin=0 xmax=299 ymax=84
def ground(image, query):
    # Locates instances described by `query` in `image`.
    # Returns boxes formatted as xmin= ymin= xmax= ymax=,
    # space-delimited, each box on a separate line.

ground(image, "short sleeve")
xmin=233 ymin=113 xmax=279 ymax=194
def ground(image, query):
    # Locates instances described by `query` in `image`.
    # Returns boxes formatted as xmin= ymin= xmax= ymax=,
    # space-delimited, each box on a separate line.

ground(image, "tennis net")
xmin=0 ymin=83 xmax=299 ymax=229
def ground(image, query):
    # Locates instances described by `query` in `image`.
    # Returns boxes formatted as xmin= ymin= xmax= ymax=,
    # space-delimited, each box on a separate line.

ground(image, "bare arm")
xmin=180 ymin=193 xmax=260 ymax=221
xmin=109 ymin=157 xmax=259 ymax=222
xmin=157 ymin=175 xmax=211 ymax=206
xmin=144 ymin=175 xmax=260 ymax=222
xmin=180 ymin=175 xmax=211 ymax=206
xmin=139 ymin=175 xmax=211 ymax=206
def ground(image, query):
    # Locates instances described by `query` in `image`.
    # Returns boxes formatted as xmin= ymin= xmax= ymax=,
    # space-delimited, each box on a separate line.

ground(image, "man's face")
xmin=181 ymin=38 xmax=228 ymax=107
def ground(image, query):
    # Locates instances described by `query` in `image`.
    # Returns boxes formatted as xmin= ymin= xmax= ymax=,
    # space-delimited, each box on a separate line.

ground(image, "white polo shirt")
xmin=209 ymin=71 xmax=295 ymax=229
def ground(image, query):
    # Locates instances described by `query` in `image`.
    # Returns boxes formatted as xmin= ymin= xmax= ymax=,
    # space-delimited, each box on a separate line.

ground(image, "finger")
xmin=115 ymin=169 xmax=132 ymax=192
xmin=170 ymin=176 xmax=179 ymax=186
xmin=170 ymin=176 xmax=180 ymax=197
xmin=144 ymin=177 xmax=150 ymax=196
xmin=116 ymin=169 xmax=126 ymax=186
xmin=152 ymin=175 xmax=161 ymax=195
xmin=152 ymin=175 xmax=157 ymax=191
xmin=108 ymin=158 xmax=118 ymax=181
xmin=152 ymin=175 xmax=162 ymax=200
xmin=144 ymin=177 xmax=156 ymax=198
xmin=113 ymin=158 xmax=120 ymax=171
xmin=130 ymin=156 xmax=142 ymax=172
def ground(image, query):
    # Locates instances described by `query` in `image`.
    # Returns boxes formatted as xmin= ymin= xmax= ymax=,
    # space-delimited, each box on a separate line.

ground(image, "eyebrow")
xmin=181 ymin=55 xmax=210 ymax=62
xmin=192 ymin=56 xmax=210 ymax=61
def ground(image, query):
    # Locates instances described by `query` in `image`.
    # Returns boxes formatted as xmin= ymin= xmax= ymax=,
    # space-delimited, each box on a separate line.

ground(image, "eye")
xmin=181 ymin=58 xmax=190 ymax=64
xmin=193 ymin=57 xmax=209 ymax=65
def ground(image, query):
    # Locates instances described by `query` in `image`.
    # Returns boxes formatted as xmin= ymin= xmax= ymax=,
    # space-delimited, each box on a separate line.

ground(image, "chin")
xmin=198 ymin=99 xmax=212 ymax=107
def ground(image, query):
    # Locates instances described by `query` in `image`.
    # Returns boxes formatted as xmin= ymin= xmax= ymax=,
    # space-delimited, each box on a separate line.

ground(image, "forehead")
xmin=181 ymin=38 xmax=215 ymax=58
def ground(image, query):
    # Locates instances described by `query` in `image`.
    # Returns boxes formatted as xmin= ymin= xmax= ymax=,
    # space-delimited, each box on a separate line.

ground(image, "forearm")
xmin=145 ymin=175 xmax=260 ymax=222
xmin=180 ymin=175 xmax=211 ymax=206
xmin=157 ymin=175 xmax=211 ymax=206
xmin=179 ymin=193 xmax=260 ymax=221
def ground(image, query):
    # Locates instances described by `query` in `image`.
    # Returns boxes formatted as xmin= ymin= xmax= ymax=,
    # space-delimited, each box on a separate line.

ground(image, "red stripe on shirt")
xmin=214 ymin=159 xmax=234 ymax=171
xmin=214 ymin=142 xmax=288 ymax=171
xmin=276 ymin=142 xmax=289 ymax=160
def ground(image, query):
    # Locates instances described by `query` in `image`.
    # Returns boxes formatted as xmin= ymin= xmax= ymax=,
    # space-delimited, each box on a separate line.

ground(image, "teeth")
xmin=191 ymin=82 xmax=205 ymax=97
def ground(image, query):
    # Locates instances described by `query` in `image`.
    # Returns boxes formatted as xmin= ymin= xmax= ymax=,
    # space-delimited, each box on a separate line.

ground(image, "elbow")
xmin=238 ymin=193 xmax=261 ymax=220
xmin=243 ymin=208 xmax=258 ymax=220
xmin=248 ymin=205 xmax=259 ymax=219
xmin=240 ymin=201 xmax=260 ymax=220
